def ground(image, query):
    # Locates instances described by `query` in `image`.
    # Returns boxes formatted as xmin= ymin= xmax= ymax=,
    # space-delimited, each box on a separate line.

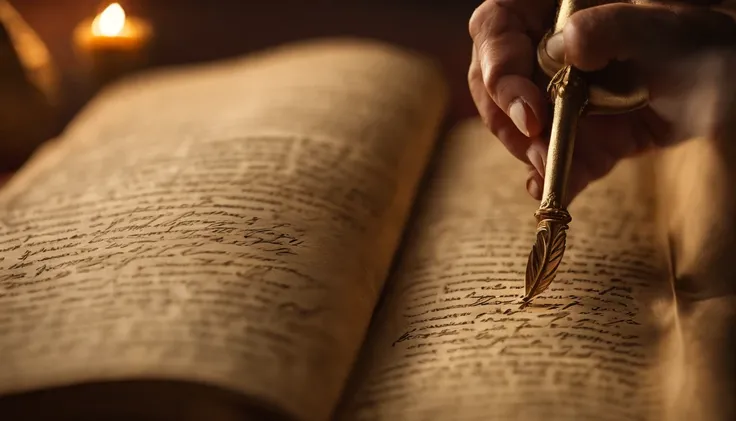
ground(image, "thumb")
xmin=543 ymin=2 xmax=736 ymax=73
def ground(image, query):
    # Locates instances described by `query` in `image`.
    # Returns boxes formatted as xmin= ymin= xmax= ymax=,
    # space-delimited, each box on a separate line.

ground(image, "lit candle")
xmin=73 ymin=3 xmax=152 ymax=86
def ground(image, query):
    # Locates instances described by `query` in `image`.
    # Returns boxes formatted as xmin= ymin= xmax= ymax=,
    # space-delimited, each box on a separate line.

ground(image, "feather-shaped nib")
xmin=521 ymin=65 xmax=587 ymax=303
xmin=523 ymin=207 xmax=571 ymax=302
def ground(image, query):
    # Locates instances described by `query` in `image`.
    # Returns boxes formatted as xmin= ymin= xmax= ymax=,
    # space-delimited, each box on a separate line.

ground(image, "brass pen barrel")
xmin=521 ymin=0 xmax=648 ymax=303
xmin=543 ymin=66 xmax=587 ymax=204
xmin=522 ymin=66 xmax=587 ymax=302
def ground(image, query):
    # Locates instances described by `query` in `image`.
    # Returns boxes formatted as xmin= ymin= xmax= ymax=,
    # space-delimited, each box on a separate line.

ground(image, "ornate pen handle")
xmin=536 ymin=0 xmax=649 ymax=115
xmin=523 ymin=65 xmax=585 ymax=303
xmin=523 ymin=0 xmax=649 ymax=302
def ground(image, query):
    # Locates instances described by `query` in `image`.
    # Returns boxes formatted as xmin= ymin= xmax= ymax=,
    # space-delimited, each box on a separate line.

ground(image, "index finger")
xmin=469 ymin=0 xmax=556 ymax=137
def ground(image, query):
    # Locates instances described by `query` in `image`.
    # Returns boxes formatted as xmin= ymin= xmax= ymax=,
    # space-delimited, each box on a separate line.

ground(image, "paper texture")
xmin=0 ymin=39 xmax=447 ymax=421
xmin=337 ymin=119 xmax=673 ymax=421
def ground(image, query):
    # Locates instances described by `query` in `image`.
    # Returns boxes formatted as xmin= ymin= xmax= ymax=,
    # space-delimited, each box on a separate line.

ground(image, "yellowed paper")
xmin=0 ymin=39 xmax=447 ymax=421
xmin=337 ymin=119 xmax=673 ymax=421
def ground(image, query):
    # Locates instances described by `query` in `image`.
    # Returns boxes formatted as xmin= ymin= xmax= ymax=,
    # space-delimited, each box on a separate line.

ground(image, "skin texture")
xmin=468 ymin=0 xmax=736 ymax=204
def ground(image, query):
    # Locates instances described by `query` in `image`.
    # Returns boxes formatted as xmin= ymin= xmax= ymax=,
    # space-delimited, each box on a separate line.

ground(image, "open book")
xmin=0 ymin=38 xmax=734 ymax=421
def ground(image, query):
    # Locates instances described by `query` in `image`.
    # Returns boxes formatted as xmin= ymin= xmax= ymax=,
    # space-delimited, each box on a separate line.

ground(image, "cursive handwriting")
xmin=0 ymin=40 xmax=448 ymax=421
xmin=339 ymin=121 xmax=669 ymax=421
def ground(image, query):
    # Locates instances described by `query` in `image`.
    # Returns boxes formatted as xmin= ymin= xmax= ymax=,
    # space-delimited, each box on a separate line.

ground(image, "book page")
xmin=0 ymin=39 xmax=447 ymax=421
xmin=336 ymin=118 xmax=675 ymax=421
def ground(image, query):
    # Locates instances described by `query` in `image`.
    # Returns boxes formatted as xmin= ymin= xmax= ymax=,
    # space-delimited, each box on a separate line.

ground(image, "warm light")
xmin=92 ymin=3 xmax=126 ymax=37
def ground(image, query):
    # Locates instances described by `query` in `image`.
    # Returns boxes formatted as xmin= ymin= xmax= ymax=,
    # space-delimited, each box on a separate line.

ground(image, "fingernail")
xmin=526 ymin=147 xmax=545 ymax=178
xmin=545 ymin=32 xmax=564 ymax=63
xmin=509 ymin=99 xmax=530 ymax=137
xmin=526 ymin=176 xmax=542 ymax=200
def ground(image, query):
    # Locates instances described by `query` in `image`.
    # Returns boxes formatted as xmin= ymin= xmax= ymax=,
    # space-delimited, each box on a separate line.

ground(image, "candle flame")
xmin=92 ymin=3 xmax=126 ymax=37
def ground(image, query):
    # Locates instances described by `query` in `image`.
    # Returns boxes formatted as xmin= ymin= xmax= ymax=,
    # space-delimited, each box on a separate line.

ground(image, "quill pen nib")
xmin=523 ymin=208 xmax=571 ymax=302
xmin=522 ymin=66 xmax=586 ymax=302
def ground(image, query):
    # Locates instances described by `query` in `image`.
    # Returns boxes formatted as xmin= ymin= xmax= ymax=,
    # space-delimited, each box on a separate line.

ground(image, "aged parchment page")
xmin=337 ymin=118 xmax=673 ymax=421
xmin=0 ymin=39 xmax=447 ymax=421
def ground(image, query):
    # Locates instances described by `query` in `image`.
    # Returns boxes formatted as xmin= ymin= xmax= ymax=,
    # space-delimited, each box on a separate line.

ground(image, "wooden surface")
xmin=11 ymin=0 xmax=480 ymax=134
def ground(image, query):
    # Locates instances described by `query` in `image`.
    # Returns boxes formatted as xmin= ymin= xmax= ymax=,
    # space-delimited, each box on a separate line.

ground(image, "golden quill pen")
xmin=522 ymin=0 xmax=649 ymax=302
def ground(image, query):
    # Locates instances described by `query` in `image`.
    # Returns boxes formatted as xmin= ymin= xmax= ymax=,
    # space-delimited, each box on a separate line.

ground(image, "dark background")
xmin=11 ymin=0 xmax=481 ymax=134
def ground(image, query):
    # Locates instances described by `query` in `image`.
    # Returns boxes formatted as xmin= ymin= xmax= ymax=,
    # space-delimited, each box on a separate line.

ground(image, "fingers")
xmin=526 ymin=167 xmax=543 ymax=200
xmin=532 ymin=2 xmax=736 ymax=204
xmin=561 ymin=49 xmax=736 ymax=205
xmin=544 ymin=3 xmax=736 ymax=72
xmin=469 ymin=45 xmax=536 ymax=164
xmin=470 ymin=0 xmax=736 ymax=204
xmin=469 ymin=0 xmax=555 ymax=138
xmin=524 ymin=140 xmax=547 ymax=200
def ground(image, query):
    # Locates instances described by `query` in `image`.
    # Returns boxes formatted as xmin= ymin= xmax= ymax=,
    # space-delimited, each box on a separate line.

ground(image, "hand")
xmin=468 ymin=0 xmax=736 ymax=204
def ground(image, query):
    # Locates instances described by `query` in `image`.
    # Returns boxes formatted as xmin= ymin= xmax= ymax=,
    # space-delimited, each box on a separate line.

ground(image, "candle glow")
xmin=73 ymin=1 xmax=152 ymax=86
xmin=92 ymin=3 xmax=126 ymax=37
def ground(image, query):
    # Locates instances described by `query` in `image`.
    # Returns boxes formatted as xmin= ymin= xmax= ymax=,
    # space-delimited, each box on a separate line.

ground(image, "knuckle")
xmin=481 ymin=51 xmax=498 ymax=83
xmin=469 ymin=0 xmax=504 ymax=40
xmin=468 ymin=3 xmax=490 ymax=39
xmin=477 ymin=41 xmax=503 ymax=91
xmin=477 ymin=43 xmax=506 ymax=101
xmin=481 ymin=55 xmax=497 ymax=90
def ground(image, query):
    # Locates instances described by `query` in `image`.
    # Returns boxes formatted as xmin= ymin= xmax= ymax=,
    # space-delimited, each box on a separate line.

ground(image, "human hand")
xmin=468 ymin=0 xmax=736 ymax=204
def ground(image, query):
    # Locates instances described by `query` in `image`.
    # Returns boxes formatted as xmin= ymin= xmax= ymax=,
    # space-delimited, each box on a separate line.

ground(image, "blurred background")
xmin=1 ymin=0 xmax=481 ymax=176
